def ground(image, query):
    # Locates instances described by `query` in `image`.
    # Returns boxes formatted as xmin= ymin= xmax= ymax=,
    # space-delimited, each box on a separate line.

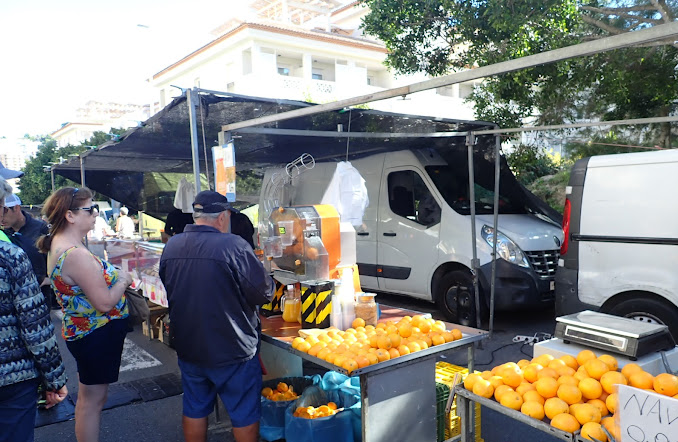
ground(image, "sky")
xmin=0 ymin=0 xmax=255 ymax=139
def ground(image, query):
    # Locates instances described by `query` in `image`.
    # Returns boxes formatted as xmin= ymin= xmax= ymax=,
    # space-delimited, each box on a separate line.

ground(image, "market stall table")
xmin=260 ymin=305 xmax=489 ymax=442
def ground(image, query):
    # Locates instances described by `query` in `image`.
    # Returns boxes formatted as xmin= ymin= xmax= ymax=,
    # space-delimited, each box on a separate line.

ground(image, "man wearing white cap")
xmin=2 ymin=194 xmax=52 ymax=305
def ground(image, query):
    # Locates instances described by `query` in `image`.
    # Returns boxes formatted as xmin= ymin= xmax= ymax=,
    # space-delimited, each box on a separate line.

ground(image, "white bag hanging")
xmin=174 ymin=177 xmax=196 ymax=213
xmin=320 ymin=161 xmax=369 ymax=226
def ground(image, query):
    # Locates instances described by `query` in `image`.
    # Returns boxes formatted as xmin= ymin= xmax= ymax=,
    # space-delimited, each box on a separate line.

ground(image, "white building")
xmin=149 ymin=0 xmax=481 ymax=120
xmin=51 ymin=101 xmax=150 ymax=148
xmin=0 ymin=137 xmax=40 ymax=192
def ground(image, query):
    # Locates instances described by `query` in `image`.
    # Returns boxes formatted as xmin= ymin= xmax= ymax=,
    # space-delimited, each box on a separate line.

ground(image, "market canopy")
xmin=52 ymin=92 xmax=557 ymax=222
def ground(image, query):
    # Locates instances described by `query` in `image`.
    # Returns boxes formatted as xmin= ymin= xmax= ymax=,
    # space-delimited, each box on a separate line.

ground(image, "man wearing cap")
xmin=2 ymin=194 xmax=53 ymax=306
xmin=159 ymin=190 xmax=274 ymax=442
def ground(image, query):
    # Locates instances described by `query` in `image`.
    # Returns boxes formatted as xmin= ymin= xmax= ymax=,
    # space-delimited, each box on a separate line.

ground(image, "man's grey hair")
xmin=0 ymin=179 xmax=12 ymax=202
xmin=120 ymin=207 xmax=129 ymax=215
xmin=193 ymin=211 xmax=225 ymax=221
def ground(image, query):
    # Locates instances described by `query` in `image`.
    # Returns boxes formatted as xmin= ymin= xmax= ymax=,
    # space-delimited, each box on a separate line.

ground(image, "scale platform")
xmin=554 ymin=310 xmax=675 ymax=360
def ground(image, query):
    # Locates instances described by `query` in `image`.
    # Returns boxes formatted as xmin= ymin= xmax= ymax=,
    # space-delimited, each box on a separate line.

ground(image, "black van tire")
xmin=436 ymin=270 xmax=480 ymax=327
xmin=606 ymin=296 xmax=678 ymax=341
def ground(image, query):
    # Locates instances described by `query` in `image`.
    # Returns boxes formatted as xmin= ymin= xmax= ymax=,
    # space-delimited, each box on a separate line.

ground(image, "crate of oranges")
xmin=462 ymin=349 xmax=678 ymax=441
xmin=260 ymin=376 xmax=320 ymax=442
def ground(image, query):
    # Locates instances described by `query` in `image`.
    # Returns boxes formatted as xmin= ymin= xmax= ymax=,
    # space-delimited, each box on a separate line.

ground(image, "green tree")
xmin=18 ymin=129 xmax=127 ymax=204
xmin=359 ymin=0 xmax=678 ymax=147
xmin=505 ymin=144 xmax=560 ymax=186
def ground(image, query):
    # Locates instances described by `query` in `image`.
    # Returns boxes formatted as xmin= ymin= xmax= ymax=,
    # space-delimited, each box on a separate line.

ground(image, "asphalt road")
xmin=34 ymin=295 xmax=560 ymax=442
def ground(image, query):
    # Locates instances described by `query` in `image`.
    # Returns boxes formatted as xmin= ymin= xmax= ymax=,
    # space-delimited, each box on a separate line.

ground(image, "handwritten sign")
xmin=618 ymin=384 xmax=678 ymax=442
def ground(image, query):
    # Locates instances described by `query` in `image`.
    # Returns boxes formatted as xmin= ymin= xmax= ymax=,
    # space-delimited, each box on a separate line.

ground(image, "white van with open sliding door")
xmin=555 ymin=149 xmax=678 ymax=339
xmin=262 ymin=147 xmax=564 ymax=325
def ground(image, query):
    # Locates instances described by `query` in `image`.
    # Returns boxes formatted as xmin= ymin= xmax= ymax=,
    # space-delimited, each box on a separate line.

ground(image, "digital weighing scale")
xmin=554 ymin=310 xmax=675 ymax=360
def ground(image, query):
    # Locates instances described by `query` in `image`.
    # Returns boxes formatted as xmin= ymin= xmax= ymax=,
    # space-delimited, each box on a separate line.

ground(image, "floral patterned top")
xmin=50 ymin=246 xmax=128 ymax=341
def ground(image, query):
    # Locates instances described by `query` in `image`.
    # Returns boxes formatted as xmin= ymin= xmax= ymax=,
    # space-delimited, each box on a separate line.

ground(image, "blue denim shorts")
xmin=0 ymin=378 xmax=39 ymax=442
xmin=178 ymin=356 xmax=262 ymax=427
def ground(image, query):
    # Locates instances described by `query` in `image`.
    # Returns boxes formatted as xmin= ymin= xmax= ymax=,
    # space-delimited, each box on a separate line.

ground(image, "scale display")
xmin=555 ymin=310 xmax=675 ymax=360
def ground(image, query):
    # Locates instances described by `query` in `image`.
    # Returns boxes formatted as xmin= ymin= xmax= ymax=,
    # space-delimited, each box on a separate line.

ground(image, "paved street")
xmin=35 ymin=294 xmax=559 ymax=442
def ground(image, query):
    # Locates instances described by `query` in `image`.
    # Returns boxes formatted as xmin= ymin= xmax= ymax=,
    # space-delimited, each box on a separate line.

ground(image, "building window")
xmin=367 ymin=77 xmax=373 ymax=86
xmin=312 ymin=73 xmax=323 ymax=80
xmin=278 ymin=67 xmax=290 ymax=76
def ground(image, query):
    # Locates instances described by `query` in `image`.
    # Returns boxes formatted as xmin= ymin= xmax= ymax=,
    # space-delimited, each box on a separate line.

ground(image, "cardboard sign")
xmin=618 ymin=384 xmax=678 ymax=442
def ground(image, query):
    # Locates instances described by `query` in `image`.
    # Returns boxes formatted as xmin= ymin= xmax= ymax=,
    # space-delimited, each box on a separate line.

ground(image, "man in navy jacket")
xmin=159 ymin=191 xmax=274 ymax=442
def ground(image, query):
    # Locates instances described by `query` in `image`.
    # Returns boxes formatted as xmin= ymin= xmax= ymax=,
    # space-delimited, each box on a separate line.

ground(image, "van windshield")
xmin=425 ymin=165 xmax=530 ymax=215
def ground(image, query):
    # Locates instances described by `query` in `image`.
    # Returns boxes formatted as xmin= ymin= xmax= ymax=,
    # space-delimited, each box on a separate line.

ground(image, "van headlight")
xmin=481 ymin=225 xmax=529 ymax=268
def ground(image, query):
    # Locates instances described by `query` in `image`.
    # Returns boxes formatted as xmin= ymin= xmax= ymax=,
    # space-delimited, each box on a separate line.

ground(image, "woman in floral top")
xmin=38 ymin=187 xmax=133 ymax=442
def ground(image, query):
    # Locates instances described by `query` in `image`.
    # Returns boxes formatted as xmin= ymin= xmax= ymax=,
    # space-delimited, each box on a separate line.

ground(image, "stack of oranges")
xmin=261 ymin=382 xmax=299 ymax=401
xmin=464 ymin=349 xmax=678 ymax=441
xmin=291 ymin=315 xmax=463 ymax=373
xmin=292 ymin=402 xmax=339 ymax=419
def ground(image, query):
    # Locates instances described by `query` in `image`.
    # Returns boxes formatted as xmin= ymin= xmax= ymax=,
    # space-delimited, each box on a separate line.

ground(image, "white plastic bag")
xmin=321 ymin=162 xmax=369 ymax=226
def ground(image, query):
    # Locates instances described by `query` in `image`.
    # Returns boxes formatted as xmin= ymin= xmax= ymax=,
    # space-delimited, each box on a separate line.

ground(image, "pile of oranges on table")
xmin=464 ymin=349 xmax=678 ymax=441
xmin=291 ymin=315 xmax=463 ymax=373
xmin=262 ymin=382 xmax=299 ymax=401
xmin=293 ymin=402 xmax=339 ymax=419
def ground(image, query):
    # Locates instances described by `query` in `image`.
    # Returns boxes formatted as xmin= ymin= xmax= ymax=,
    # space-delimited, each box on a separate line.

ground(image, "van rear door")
xmin=377 ymin=166 xmax=441 ymax=298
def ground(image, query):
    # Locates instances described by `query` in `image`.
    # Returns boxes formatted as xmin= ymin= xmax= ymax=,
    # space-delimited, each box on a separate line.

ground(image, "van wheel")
xmin=607 ymin=297 xmax=678 ymax=342
xmin=436 ymin=270 xmax=478 ymax=327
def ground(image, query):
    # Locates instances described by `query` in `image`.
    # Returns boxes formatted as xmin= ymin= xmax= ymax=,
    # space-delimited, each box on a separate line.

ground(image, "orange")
xmin=432 ymin=320 xmax=446 ymax=333
xmin=407 ymin=341 xmax=422 ymax=353
xmin=557 ymin=384 xmax=582 ymax=405
xmin=522 ymin=363 xmax=543 ymax=383
xmin=521 ymin=401 xmax=545 ymax=420
xmin=387 ymin=333 xmax=402 ymax=348
xmin=559 ymin=355 xmax=579 ymax=371
xmin=327 ymin=401 xmax=337 ymax=410
xmin=488 ymin=376 xmax=505 ymax=389
xmin=431 ymin=334 xmax=446 ymax=346
xmin=557 ymin=375 xmax=579 ymax=387
xmin=292 ymin=337 xmax=305 ymax=349
xmin=584 ymin=359 xmax=610 ymax=380
xmin=580 ymin=422 xmax=607 ymax=442
xmin=355 ymin=355 xmax=370 ymax=369
xmin=441 ymin=331 xmax=455 ymax=342
xmin=572 ymin=403 xmax=602 ymax=425
xmin=472 ymin=378 xmax=494 ymax=399
xmin=375 ymin=348 xmax=391 ymax=362
xmin=576 ymin=349 xmax=597 ymax=367
xmin=550 ymin=412 xmax=580 ymax=433
xmin=352 ymin=317 xmax=366 ymax=328
xmin=605 ymin=393 xmax=618 ymax=414
xmin=532 ymin=353 xmax=555 ymax=367
xmin=317 ymin=347 xmax=331 ymax=361
xmin=342 ymin=359 xmax=358 ymax=374
xmin=376 ymin=335 xmax=392 ymax=350
xmin=499 ymin=391 xmax=524 ymax=410
xmin=579 ymin=378 xmax=603 ymax=400
xmin=500 ymin=366 xmax=524 ymax=388
xmin=586 ymin=399 xmax=608 ymax=418
xmin=261 ymin=387 xmax=273 ymax=398
xmin=544 ymin=397 xmax=569 ymax=419
xmin=574 ymin=366 xmax=590 ymax=382
xmin=600 ymin=371 xmax=627 ymax=394
xmin=308 ymin=342 xmax=326 ymax=357
xmin=548 ymin=359 xmax=567 ymax=371
xmin=451 ymin=329 xmax=462 ymax=340
xmin=277 ymin=382 xmax=289 ymax=393
xmin=601 ymin=416 xmax=620 ymax=441
xmin=537 ymin=367 xmax=559 ymax=380
xmin=494 ymin=385 xmax=515 ymax=402
xmin=396 ymin=344 xmax=410 ymax=356
xmin=621 ymin=362 xmax=643 ymax=379
xmin=415 ymin=339 xmax=429 ymax=350
xmin=653 ymin=373 xmax=678 ymax=396
xmin=629 ymin=371 xmax=654 ymax=390
xmin=305 ymin=336 xmax=320 ymax=346
xmin=597 ymin=354 xmax=618 ymax=371
xmin=516 ymin=383 xmax=536 ymax=396
xmin=556 ymin=366 xmax=577 ymax=377
xmin=388 ymin=348 xmax=400 ymax=359
xmin=534 ymin=377 xmax=559 ymax=399
xmin=297 ymin=341 xmax=312 ymax=353
xmin=517 ymin=359 xmax=531 ymax=369
xmin=522 ymin=390 xmax=545 ymax=405
xmin=365 ymin=352 xmax=379 ymax=365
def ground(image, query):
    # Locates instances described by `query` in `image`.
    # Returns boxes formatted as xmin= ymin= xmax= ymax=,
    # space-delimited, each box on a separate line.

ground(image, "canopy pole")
xmin=489 ymin=135 xmax=502 ymax=338
xmin=80 ymin=155 xmax=86 ymax=186
xmin=51 ymin=168 xmax=55 ymax=193
xmin=466 ymin=133 xmax=484 ymax=343
xmin=187 ymin=88 xmax=202 ymax=193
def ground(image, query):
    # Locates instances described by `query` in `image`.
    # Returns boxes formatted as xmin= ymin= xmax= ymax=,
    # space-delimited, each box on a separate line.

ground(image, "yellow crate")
xmin=435 ymin=362 xmax=483 ymax=442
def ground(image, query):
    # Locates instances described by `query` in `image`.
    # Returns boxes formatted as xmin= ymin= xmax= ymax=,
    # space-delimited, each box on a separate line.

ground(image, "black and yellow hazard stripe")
xmin=314 ymin=283 xmax=334 ymax=328
xmin=300 ymin=286 xmax=316 ymax=329
xmin=260 ymin=281 xmax=284 ymax=317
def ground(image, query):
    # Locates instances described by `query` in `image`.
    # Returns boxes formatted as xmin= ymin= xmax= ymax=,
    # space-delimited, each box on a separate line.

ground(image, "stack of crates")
xmin=435 ymin=361 xmax=483 ymax=442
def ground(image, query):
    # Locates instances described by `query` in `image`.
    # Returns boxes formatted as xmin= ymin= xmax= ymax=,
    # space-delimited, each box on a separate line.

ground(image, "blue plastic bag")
xmin=284 ymin=403 xmax=354 ymax=442
xmin=320 ymin=371 xmax=349 ymax=405
xmin=340 ymin=377 xmax=362 ymax=442
xmin=260 ymin=376 xmax=321 ymax=441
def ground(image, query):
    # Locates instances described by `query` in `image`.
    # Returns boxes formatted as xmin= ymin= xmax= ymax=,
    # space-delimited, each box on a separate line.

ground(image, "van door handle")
xmin=383 ymin=232 xmax=396 ymax=237
xmin=357 ymin=232 xmax=369 ymax=236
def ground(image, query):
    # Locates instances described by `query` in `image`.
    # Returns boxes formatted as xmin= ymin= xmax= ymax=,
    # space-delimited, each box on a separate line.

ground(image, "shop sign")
xmin=213 ymin=142 xmax=236 ymax=202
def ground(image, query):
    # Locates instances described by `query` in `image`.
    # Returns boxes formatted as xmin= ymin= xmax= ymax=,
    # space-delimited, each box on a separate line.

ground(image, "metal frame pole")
xmin=489 ymin=135 xmax=501 ymax=338
xmin=187 ymin=88 xmax=202 ymax=193
xmin=466 ymin=133 xmax=483 ymax=334
xmin=79 ymin=155 xmax=85 ymax=186
xmin=50 ymin=168 xmax=55 ymax=192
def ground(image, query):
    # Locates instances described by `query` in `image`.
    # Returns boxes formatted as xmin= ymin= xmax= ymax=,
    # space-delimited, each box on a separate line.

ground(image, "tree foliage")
xmin=18 ymin=129 xmax=126 ymax=205
xmin=359 ymin=0 xmax=678 ymax=146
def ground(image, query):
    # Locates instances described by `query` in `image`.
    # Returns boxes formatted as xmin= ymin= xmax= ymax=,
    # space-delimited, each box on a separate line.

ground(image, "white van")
xmin=261 ymin=148 xmax=564 ymax=325
xmin=555 ymin=149 xmax=678 ymax=339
